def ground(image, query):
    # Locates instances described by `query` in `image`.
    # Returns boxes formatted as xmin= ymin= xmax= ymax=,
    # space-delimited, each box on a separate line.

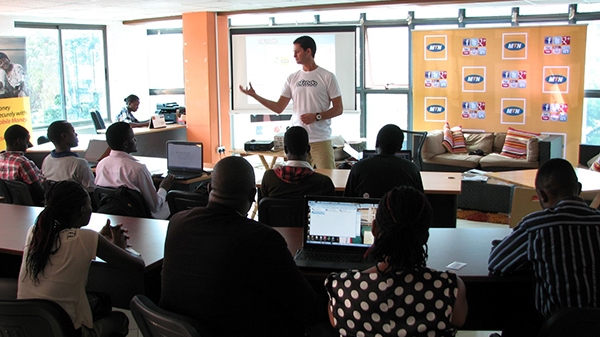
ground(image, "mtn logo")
xmin=504 ymin=42 xmax=525 ymax=50
xmin=426 ymin=105 xmax=445 ymax=114
xmin=464 ymin=75 xmax=484 ymax=84
xmin=545 ymin=75 xmax=567 ymax=84
xmin=503 ymin=107 xmax=524 ymax=116
xmin=426 ymin=43 xmax=445 ymax=52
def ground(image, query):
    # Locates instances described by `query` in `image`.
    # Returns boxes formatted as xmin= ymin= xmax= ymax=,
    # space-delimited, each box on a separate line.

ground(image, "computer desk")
xmin=261 ymin=169 xmax=462 ymax=227
xmin=275 ymin=226 xmax=535 ymax=331
xmin=0 ymin=203 xmax=168 ymax=308
xmin=25 ymin=124 xmax=187 ymax=167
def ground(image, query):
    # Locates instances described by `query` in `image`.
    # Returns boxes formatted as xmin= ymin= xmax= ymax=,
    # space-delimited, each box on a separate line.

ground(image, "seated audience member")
xmin=260 ymin=126 xmax=335 ymax=200
xmin=42 ymin=121 xmax=95 ymax=192
xmin=95 ymin=122 xmax=174 ymax=219
xmin=115 ymin=94 xmax=149 ymax=128
xmin=161 ymin=156 xmax=323 ymax=337
xmin=0 ymin=124 xmax=44 ymax=204
xmin=344 ymin=124 xmax=423 ymax=198
xmin=488 ymin=158 xmax=600 ymax=335
xmin=326 ymin=186 xmax=468 ymax=336
xmin=17 ymin=181 xmax=144 ymax=337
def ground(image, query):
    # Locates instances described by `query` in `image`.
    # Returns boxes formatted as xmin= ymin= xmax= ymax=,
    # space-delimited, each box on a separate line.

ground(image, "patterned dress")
xmin=325 ymin=267 xmax=458 ymax=337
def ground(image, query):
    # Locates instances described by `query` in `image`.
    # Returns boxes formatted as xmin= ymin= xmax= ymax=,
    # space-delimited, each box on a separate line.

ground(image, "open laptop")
xmin=166 ymin=141 xmax=206 ymax=180
xmin=84 ymin=139 xmax=110 ymax=168
xmin=294 ymin=195 xmax=380 ymax=270
xmin=362 ymin=149 xmax=412 ymax=161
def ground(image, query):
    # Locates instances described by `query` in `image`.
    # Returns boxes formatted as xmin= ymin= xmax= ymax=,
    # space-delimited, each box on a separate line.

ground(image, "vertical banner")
xmin=0 ymin=37 xmax=31 ymax=151
xmin=412 ymin=25 xmax=587 ymax=164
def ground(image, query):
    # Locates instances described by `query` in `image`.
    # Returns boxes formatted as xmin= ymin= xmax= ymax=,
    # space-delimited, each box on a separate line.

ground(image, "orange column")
xmin=182 ymin=12 xmax=230 ymax=164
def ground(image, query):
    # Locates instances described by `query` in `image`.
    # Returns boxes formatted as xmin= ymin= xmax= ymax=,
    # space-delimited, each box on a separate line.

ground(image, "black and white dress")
xmin=325 ymin=267 xmax=458 ymax=337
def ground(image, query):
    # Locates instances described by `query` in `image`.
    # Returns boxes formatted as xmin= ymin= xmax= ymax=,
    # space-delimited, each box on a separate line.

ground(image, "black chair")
xmin=94 ymin=186 xmax=151 ymax=218
xmin=130 ymin=294 xmax=209 ymax=337
xmin=3 ymin=180 xmax=35 ymax=206
xmin=37 ymin=136 xmax=50 ymax=145
xmin=405 ymin=130 xmax=428 ymax=170
xmin=90 ymin=110 xmax=106 ymax=134
xmin=0 ymin=179 xmax=11 ymax=204
xmin=0 ymin=299 xmax=78 ymax=337
xmin=538 ymin=307 xmax=600 ymax=337
xmin=258 ymin=197 xmax=305 ymax=227
xmin=166 ymin=190 xmax=208 ymax=218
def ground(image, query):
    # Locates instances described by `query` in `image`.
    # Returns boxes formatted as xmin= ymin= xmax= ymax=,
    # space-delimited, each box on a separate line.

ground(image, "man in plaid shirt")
xmin=0 ymin=124 xmax=44 ymax=204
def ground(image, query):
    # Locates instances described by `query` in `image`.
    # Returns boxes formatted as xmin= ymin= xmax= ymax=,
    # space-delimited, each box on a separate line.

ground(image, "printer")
xmin=155 ymin=102 xmax=184 ymax=123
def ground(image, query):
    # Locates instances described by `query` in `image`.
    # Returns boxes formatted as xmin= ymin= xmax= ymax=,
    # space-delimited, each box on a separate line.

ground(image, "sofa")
xmin=416 ymin=130 xmax=564 ymax=172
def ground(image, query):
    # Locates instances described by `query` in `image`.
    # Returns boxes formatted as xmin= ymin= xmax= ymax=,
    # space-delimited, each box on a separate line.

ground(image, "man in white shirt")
xmin=95 ymin=122 xmax=174 ymax=219
xmin=42 ymin=121 xmax=95 ymax=192
xmin=239 ymin=35 xmax=343 ymax=169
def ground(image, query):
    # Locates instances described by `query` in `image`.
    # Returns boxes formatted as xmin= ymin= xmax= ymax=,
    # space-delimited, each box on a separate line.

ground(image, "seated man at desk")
xmin=260 ymin=126 xmax=335 ymax=200
xmin=0 ymin=124 xmax=44 ymax=204
xmin=161 ymin=156 xmax=324 ymax=337
xmin=489 ymin=158 xmax=600 ymax=335
xmin=41 ymin=121 xmax=95 ymax=192
xmin=95 ymin=122 xmax=174 ymax=219
xmin=344 ymin=124 xmax=423 ymax=198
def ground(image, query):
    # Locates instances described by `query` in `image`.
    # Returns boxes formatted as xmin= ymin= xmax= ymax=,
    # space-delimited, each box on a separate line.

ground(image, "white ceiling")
xmin=0 ymin=0 xmax=597 ymax=22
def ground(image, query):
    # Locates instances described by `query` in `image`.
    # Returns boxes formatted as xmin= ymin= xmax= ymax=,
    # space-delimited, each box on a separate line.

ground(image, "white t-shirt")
xmin=18 ymin=227 xmax=98 ymax=329
xmin=42 ymin=153 xmax=96 ymax=192
xmin=281 ymin=66 xmax=341 ymax=143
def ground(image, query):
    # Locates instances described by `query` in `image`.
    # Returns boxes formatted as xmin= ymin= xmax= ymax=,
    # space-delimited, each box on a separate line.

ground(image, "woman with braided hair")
xmin=325 ymin=186 xmax=468 ymax=337
xmin=17 ymin=180 xmax=144 ymax=337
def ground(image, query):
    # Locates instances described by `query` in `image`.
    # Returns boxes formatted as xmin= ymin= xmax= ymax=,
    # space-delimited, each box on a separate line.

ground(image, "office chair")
xmin=130 ymin=294 xmax=210 ymax=337
xmin=0 ymin=179 xmax=12 ymax=204
xmin=3 ymin=180 xmax=35 ymax=206
xmin=166 ymin=190 xmax=208 ymax=218
xmin=37 ymin=136 xmax=50 ymax=145
xmin=90 ymin=110 xmax=106 ymax=134
xmin=94 ymin=186 xmax=152 ymax=218
xmin=405 ymin=130 xmax=428 ymax=170
xmin=0 ymin=299 xmax=78 ymax=337
xmin=538 ymin=307 xmax=600 ymax=337
xmin=258 ymin=197 xmax=305 ymax=227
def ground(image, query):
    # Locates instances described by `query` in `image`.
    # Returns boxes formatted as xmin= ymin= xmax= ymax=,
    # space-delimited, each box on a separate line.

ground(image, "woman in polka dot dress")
xmin=325 ymin=186 xmax=468 ymax=337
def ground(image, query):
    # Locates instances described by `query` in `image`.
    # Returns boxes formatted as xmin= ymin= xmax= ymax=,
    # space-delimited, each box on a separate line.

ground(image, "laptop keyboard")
xmin=296 ymin=249 xmax=366 ymax=263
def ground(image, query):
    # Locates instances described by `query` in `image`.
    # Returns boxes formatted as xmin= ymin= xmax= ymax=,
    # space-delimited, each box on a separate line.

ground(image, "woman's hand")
xmin=100 ymin=220 xmax=129 ymax=250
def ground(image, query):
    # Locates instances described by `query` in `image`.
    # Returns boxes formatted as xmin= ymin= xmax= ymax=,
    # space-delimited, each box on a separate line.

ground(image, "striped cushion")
xmin=500 ymin=127 xmax=540 ymax=159
xmin=451 ymin=126 xmax=467 ymax=154
xmin=591 ymin=156 xmax=600 ymax=172
xmin=442 ymin=123 xmax=453 ymax=152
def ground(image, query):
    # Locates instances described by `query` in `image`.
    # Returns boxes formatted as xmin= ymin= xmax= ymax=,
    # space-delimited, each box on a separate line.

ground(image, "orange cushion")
xmin=450 ymin=126 xmax=467 ymax=154
xmin=500 ymin=127 xmax=540 ymax=159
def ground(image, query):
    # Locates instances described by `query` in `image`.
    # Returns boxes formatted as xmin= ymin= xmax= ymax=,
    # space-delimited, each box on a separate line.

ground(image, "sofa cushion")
xmin=451 ymin=126 xmax=468 ymax=154
xmin=526 ymin=137 xmax=539 ymax=163
xmin=588 ymin=153 xmax=600 ymax=169
xmin=442 ymin=123 xmax=453 ymax=152
xmin=423 ymin=153 xmax=481 ymax=169
xmin=493 ymin=133 xmax=507 ymax=153
xmin=591 ymin=156 xmax=600 ymax=172
xmin=422 ymin=130 xmax=446 ymax=160
xmin=479 ymin=153 xmax=539 ymax=169
xmin=501 ymin=128 xmax=541 ymax=159
xmin=465 ymin=133 xmax=494 ymax=154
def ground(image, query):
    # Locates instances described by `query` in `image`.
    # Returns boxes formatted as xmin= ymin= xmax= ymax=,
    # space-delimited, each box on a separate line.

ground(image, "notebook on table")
xmin=362 ymin=149 xmax=412 ymax=161
xmin=84 ymin=139 xmax=111 ymax=168
xmin=166 ymin=141 xmax=206 ymax=180
xmin=294 ymin=195 xmax=380 ymax=270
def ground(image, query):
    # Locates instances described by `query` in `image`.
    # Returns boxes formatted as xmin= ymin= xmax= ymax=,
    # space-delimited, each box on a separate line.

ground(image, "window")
xmin=15 ymin=23 xmax=108 ymax=129
xmin=364 ymin=27 xmax=409 ymax=88
xmin=365 ymin=94 xmax=408 ymax=148
xmin=146 ymin=28 xmax=185 ymax=110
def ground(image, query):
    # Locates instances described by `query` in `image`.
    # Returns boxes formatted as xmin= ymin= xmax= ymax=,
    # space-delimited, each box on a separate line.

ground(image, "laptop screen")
xmin=305 ymin=196 xmax=379 ymax=249
xmin=166 ymin=141 xmax=203 ymax=172
xmin=362 ymin=149 xmax=412 ymax=160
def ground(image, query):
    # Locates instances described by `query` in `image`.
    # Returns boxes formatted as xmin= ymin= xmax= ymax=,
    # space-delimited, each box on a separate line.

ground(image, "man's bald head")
xmin=209 ymin=157 xmax=256 ymax=212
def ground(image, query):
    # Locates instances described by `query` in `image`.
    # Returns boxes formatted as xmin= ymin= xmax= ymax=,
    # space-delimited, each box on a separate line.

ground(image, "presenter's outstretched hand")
xmin=239 ymin=83 xmax=256 ymax=97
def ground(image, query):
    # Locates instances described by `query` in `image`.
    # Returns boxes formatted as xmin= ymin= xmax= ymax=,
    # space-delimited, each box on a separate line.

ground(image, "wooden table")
xmin=26 ymin=124 xmax=187 ymax=167
xmin=312 ymin=170 xmax=462 ymax=227
xmin=275 ymin=226 xmax=534 ymax=331
xmin=0 ymin=203 xmax=168 ymax=308
xmin=231 ymin=149 xmax=286 ymax=169
xmin=486 ymin=167 xmax=600 ymax=207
